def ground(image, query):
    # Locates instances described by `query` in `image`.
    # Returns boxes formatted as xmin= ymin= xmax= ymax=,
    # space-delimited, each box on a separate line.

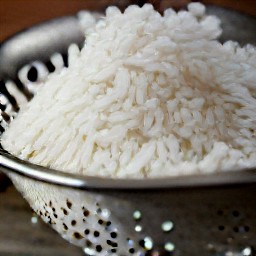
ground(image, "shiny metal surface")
xmin=0 ymin=16 xmax=84 ymax=81
xmin=1 ymin=150 xmax=256 ymax=190
xmin=0 ymin=7 xmax=256 ymax=189
xmin=0 ymin=5 xmax=256 ymax=256
xmin=7 ymin=172 xmax=256 ymax=256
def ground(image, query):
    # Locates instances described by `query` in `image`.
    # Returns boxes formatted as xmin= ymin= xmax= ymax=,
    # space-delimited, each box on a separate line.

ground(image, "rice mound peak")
xmin=2 ymin=3 xmax=256 ymax=178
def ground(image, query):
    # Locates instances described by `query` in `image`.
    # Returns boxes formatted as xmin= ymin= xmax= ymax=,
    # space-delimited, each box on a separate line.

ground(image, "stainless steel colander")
xmin=0 ymin=4 xmax=256 ymax=256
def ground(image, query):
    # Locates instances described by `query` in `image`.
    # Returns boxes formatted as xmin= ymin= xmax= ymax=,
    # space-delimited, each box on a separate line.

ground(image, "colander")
xmin=0 ymin=3 xmax=256 ymax=256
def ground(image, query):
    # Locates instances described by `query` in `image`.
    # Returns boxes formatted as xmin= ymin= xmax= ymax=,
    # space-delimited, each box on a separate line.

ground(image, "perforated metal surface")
xmin=7 ymin=172 xmax=256 ymax=256
xmin=0 ymin=6 xmax=256 ymax=256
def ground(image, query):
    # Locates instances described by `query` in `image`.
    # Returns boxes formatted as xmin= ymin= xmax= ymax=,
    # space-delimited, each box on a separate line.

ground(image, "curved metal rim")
xmin=0 ymin=7 xmax=256 ymax=190
xmin=1 ymin=150 xmax=256 ymax=190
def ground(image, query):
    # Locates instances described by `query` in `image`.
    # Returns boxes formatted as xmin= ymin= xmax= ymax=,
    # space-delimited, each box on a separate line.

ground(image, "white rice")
xmin=2 ymin=3 xmax=256 ymax=178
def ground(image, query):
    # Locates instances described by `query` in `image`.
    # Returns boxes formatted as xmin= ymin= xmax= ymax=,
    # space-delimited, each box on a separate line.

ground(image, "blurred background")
xmin=0 ymin=0 xmax=255 ymax=255
xmin=0 ymin=0 xmax=255 ymax=41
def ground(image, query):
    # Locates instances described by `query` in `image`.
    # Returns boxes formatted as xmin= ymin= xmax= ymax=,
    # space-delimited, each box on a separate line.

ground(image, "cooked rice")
xmin=1 ymin=3 xmax=256 ymax=178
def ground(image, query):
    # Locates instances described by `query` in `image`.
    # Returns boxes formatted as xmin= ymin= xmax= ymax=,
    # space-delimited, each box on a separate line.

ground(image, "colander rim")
xmin=1 ymin=149 xmax=256 ymax=190
xmin=1 ymin=7 xmax=256 ymax=190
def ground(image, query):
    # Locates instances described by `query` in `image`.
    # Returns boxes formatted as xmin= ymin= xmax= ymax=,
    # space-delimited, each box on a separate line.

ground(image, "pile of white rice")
xmin=2 ymin=3 xmax=256 ymax=178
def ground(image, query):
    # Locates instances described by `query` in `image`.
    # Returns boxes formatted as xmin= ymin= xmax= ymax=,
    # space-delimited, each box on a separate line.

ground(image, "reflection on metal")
xmin=161 ymin=221 xmax=174 ymax=233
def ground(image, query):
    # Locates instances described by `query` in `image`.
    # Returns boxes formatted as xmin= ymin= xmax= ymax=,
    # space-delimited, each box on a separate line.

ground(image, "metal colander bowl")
xmin=0 ymin=4 xmax=256 ymax=256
